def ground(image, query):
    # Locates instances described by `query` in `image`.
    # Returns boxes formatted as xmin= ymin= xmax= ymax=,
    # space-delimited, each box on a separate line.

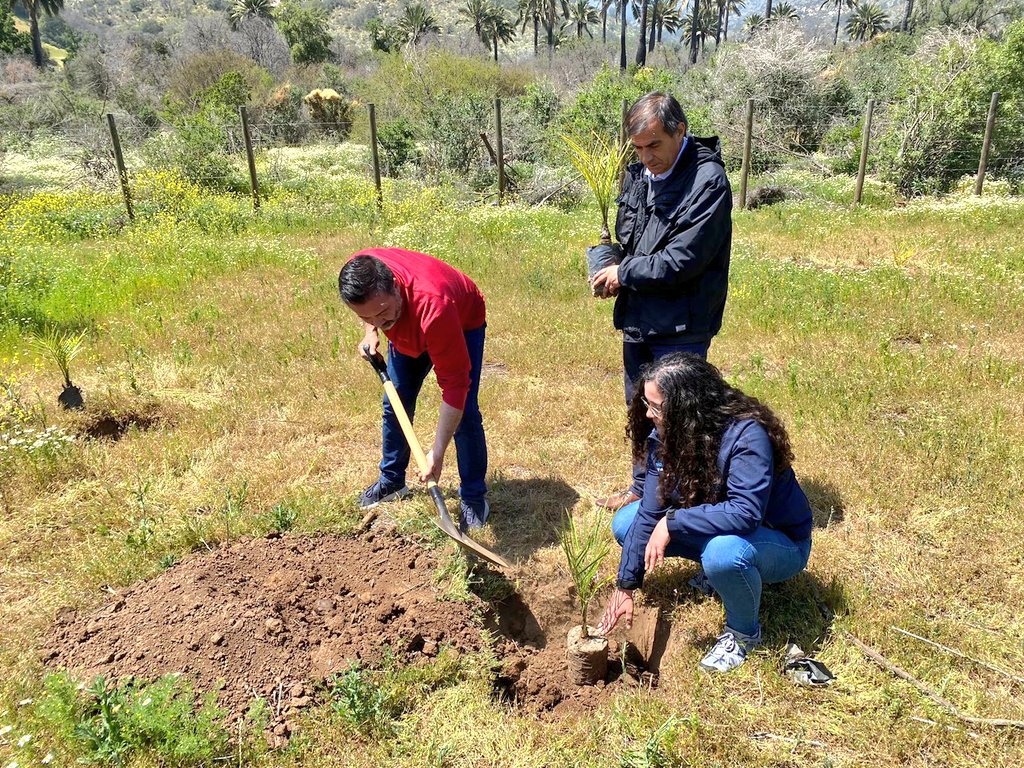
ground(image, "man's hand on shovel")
xmin=417 ymin=448 xmax=443 ymax=484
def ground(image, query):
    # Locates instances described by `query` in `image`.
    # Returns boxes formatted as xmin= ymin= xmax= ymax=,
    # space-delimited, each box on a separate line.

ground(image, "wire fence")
xmin=1 ymin=91 xmax=1022 ymax=221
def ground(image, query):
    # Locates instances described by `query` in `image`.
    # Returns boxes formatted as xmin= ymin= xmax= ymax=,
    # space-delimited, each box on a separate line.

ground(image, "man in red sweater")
xmin=339 ymin=248 xmax=489 ymax=529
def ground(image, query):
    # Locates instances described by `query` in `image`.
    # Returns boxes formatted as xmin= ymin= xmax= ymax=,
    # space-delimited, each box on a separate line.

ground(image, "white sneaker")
xmin=699 ymin=627 xmax=761 ymax=672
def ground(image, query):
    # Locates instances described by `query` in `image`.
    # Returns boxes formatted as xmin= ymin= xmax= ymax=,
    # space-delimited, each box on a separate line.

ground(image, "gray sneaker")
xmin=358 ymin=479 xmax=410 ymax=509
xmin=699 ymin=627 xmax=761 ymax=673
xmin=459 ymin=498 xmax=490 ymax=531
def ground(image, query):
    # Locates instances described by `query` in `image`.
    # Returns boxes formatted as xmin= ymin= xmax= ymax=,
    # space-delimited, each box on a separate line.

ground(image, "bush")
xmin=557 ymin=64 xmax=678 ymax=144
xmin=377 ymin=118 xmax=418 ymax=176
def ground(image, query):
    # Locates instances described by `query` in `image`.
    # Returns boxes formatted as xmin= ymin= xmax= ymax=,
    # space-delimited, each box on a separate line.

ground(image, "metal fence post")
xmin=854 ymin=98 xmax=875 ymax=206
xmin=495 ymin=97 xmax=505 ymax=204
xmin=975 ymin=91 xmax=1000 ymax=196
xmin=106 ymin=113 xmax=134 ymax=222
xmin=239 ymin=106 xmax=260 ymax=211
xmin=739 ymin=99 xmax=754 ymax=210
xmin=368 ymin=103 xmax=382 ymax=206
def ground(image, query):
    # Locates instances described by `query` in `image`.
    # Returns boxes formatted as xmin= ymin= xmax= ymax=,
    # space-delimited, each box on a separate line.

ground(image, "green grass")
xmin=1 ymin=150 xmax=1023 ymax=766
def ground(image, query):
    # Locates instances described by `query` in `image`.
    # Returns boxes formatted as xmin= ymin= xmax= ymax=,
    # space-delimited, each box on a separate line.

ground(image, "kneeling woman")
xmin=596 ymin=353 xmax=813 ymax=672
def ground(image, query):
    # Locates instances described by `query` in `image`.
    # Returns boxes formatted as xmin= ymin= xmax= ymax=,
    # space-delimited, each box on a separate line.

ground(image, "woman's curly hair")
xmin=626 ymin=353 xmax=794 ymax=507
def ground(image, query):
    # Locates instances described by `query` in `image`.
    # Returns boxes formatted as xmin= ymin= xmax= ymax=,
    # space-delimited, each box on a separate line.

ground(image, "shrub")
xmin=377 ymin=118 xmax=419 ymax=176
xmin=557 ymin=65 xmax=678 ymax=144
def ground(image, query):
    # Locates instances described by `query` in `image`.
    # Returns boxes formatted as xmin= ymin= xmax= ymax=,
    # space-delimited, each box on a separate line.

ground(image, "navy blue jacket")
xmin=613 ymin=136 xmax=732 ymax=344
xmin=617 ymin=419 xmax=813 ymax=590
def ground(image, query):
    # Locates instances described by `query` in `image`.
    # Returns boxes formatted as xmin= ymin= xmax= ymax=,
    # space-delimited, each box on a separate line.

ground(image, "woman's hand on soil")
xmin=597 ymin=588 xmax=633 ymax=635
xmin=644 ymin=517 xmax=670 ymax=572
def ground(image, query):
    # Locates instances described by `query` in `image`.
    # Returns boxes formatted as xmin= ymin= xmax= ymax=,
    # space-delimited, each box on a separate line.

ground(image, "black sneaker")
xmin=359 ymin=479 xmax=410 ymax=509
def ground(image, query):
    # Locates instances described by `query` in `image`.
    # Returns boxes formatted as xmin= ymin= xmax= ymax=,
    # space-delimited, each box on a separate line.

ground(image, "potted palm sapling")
xmin=561 ymin=132 xmax=629 ymax=295
xmin=560 ymin=512 xmax=614 ymax=685
xmin=35 ymin=328 xmax=86 ymax=410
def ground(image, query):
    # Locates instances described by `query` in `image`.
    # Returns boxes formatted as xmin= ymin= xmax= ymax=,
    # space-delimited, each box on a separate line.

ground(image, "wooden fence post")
xmin=239 ymin=106 xmax=260 ymax=211
xmin=975 ymin=91 xmax=1000 ymax=196
xmin=106 ymin=113 xmax=134 ymax=222
xmin=619 ymin=98 xmax=629 ymax=192
xmin=368 ymin=103 xmax=382 ymax=206
xmin=739 ymin=99 xmax=754 ymax=211
xmin=854 ymin=98 xmax=875 ymax=206
xmin=495 ymin=97 xmax=505 ymax=204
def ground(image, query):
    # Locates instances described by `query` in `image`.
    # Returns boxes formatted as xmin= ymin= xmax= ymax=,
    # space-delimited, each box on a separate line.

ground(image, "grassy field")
xmin=1 ymin=148 xmax=1023 ymax=766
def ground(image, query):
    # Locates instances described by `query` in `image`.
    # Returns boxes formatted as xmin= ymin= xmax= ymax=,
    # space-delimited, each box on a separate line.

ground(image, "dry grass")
xmin=2 ymin=185 xmax=1024 ymax=766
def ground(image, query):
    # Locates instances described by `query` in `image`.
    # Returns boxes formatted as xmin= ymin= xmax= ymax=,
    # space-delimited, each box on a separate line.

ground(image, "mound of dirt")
xmin=43 ymin=529 xmax=657 ymax=732
xmin=43 ymin=531 xmax=487 ymax=735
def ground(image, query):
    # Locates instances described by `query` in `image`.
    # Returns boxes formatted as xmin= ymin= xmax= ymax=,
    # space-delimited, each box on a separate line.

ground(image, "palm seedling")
xmin=560 ymin=511 xmax=614 ymax=637
xmin=561 ymin=132 xmax=629 ymax=245
xmin=560 ymin=511 xmax=614 ymax=685
xmin=34 ymin=327 xmax=87 ymax=409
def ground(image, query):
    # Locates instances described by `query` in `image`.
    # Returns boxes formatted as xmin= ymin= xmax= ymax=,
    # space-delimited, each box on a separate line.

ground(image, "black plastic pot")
xmin=58 ymin=385 xmax=84 ymax=410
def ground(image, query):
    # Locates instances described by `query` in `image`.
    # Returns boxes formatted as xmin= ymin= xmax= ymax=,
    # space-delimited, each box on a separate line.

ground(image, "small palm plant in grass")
xmin=561 ymin=132 xmax=630 ymax=288
xmin=560 ymin=511 xmax=614 ymax=685
xmin=34 ymin=327 xmax=87 ymax=410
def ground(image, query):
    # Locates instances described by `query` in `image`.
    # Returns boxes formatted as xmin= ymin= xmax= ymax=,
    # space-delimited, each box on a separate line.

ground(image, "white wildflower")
xmin=41 ymin=756 xmax=53 ymax=765
xmin=16 ymin=735 xmax=30 ymax=747
xmin=0 ymin=725 xmax=12 ymax=735
xmin=15 ymin=700 xmax=31 ymax=707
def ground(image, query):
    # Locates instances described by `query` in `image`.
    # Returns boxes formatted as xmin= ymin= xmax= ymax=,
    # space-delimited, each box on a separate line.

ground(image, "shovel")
xmin=362 ymin=346 xmax=512 ymax=569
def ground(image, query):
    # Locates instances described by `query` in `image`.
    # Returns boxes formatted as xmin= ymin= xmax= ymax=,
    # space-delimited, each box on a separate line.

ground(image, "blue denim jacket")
xmin=617 ymin=419 xmax=813 ymax=589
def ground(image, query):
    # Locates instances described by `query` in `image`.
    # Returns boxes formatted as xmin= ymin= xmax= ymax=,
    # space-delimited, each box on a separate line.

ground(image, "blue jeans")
xmin=623 ymin=338 xmax=710 ymax=495
xmin=612 ymin=501 xmax=811 ymax=637
xmin=379 ymin=325 xmax=487 ymax=504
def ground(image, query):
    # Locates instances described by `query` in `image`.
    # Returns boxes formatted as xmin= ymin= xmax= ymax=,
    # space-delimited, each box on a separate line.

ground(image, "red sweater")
xmin=354 ymin=248 xmax=486 ymax=409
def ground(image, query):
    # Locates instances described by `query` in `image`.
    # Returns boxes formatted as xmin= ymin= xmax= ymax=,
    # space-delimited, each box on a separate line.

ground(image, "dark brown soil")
xmin=43 ymin=530 xmax=653 ymax=731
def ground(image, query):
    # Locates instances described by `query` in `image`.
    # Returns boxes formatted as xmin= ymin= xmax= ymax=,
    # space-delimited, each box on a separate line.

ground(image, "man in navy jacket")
xmin=592 ymin=92 xmax=733 ymax=510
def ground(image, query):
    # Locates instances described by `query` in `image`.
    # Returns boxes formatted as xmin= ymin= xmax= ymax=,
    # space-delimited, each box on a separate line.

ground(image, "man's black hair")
xmin=626 ymin=92 xmax=688 ymax=137
xmin=338 ymin=255 xmax=396 ymax=305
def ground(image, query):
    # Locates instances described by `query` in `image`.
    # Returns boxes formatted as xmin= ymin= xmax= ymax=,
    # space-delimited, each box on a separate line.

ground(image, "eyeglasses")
xmin=640 ymin=396 xmax=663 ymax=418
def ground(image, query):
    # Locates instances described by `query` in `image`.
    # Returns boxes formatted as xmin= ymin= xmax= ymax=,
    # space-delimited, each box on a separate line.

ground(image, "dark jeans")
xmin=612 ymin=501 xmax=811 ymax=636
xmin=623 ymin=337 xmax=710 ymax=496
xmin=379 ymin=325 xmax=488 ymax=504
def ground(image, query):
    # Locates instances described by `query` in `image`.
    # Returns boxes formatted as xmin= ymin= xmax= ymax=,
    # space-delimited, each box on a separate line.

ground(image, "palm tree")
xmin=459 ymin=0 xmax=489 ymax=41
xmin=634 ymin=0 xmax=649 ymax=65
xmin=744 ymin=11 xmax=765 ymax=33
xmin=566 ymin=0 xmax=600 ymax=36
xmin=773 ymin=1 xmax=799 ymax=19
xmin=399 ymin=2 xmax=441 ymax=45
xmin=845 ymin=1 xmax=888 ymax=40
xmin=659 ymin=0 xmax=684 ymax=43
xmin=12 ymin=0 xmax=65 ymax=68
xmin=517 ymin=0 xmax=543 ymax=54
xmin=482 ymin=3 xmax=517 ymax=59
xmin=900 ymin=0 xmax=913 ymax=31
xmin=617 ymin=0 xmax=628 ymax=69
xmin=600 ymin=0 xmax=614 ymax=41
xmin=764 ymin=0 xmax=773 ymax=21
xmin=228 ymin=0 xmax=277 ymax=29
xmin=721 ymin=0 xmax=743 ymax=41
xmin=821 ymin=0 xmax=854 ymax=44
xmin=687 ymin=0 xmax=701 ymax=63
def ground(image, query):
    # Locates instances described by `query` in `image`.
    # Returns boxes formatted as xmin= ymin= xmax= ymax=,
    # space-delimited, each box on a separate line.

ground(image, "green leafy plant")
xmin=33 ymin=327 xmax=87 ymax=409
xmin=329 ymin=663 xmax=396 ymax=737
xmin=560 ymin=512 xmax=613 ymax=637
xmin=561 ymin=132 xmax=628 ymax=244
xmin=37 ymin=672 xmax=231 ymax=766
xmin=620 ymin=715 xmax=681 ymax=768
xmin=267 ymin=501 xmax=297 ymax=532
